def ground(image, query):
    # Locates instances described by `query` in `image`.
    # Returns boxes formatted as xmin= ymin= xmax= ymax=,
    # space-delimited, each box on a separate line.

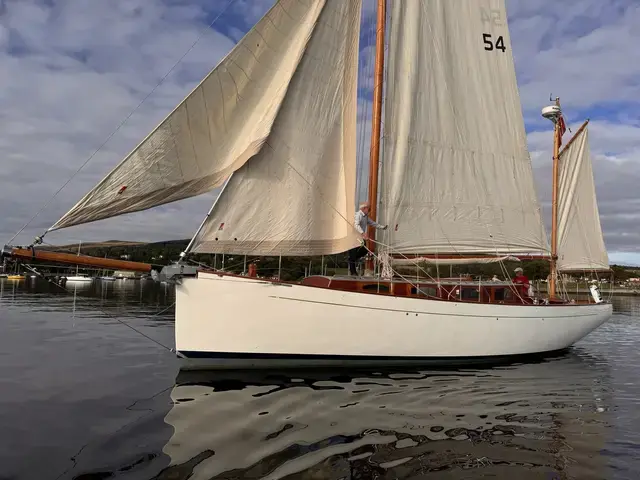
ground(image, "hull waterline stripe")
xmin=177 ymin=349 xmax=569 ymax=361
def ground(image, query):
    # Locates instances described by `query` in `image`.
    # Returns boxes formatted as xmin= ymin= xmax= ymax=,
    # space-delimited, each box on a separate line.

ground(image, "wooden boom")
xmin=5 ymin=247 xmax=152 ymax=273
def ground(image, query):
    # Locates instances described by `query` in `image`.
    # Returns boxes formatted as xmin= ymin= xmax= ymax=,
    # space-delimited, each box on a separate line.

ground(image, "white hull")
xmin=175 ymin=272 xmax=612 ymax=370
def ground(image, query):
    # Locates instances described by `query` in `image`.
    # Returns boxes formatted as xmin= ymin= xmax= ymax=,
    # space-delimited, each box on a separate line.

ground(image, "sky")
xmin=0 ymin=0 xmax=639 ymax=265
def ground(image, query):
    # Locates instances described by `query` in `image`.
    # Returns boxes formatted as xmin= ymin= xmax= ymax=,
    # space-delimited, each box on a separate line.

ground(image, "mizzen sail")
xmin=51 ymin=0 xmax=338 ymax=231
xmin=378 ymin=0 xmax=549 ymax=255
xmin=188 ymin=0 xmax=363 ymax=256
xmin=556 ymin=125 xmax=609 ymax=271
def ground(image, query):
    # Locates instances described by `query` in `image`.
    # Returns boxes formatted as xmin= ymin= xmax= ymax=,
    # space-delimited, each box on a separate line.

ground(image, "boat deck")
xmin=196 ymin=270 xmax=595 ymax=306
xmin=299 ymin=275 xmax=570 ymax=306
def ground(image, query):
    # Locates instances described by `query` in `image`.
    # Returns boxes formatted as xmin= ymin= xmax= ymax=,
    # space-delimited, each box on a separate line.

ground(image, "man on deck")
xmin=512 ymin=267 xmax=530 ymax=287
xmin=513 ymin=267 xmax=534 ymax=297
xmin=348 ymin=202 xmax=387 ymax=276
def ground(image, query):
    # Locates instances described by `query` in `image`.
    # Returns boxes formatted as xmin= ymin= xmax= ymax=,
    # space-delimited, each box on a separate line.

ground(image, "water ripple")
xmin=1 ymin=279 xmax=639 ymax=479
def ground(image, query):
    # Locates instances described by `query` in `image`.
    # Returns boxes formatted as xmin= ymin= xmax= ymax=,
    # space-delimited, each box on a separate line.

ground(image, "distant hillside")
xmin=41 ymin=239 xmax=189 ymax=251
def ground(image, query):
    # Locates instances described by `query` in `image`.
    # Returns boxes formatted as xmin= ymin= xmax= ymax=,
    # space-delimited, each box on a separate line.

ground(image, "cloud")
xmin=0 ymin=0 xmax=244 ymax=245
xmin=0 ymin=0 xmax=639 ymax=264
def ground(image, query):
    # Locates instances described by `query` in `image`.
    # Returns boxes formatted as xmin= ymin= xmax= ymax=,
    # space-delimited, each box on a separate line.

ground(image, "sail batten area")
xmin=378 ymin=0 xmax=549 ymax=256
xmin=51 ymin=0 xmax=331 ymax=231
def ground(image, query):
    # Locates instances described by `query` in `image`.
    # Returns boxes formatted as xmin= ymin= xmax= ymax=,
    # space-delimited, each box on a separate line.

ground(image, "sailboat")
xmin=2 ymin=0 xmax=612 ymax=369
xmin=65 ymin=274 xmax=93 ymax=283
xmin=65 ymin=242 xmax=94 ymax=283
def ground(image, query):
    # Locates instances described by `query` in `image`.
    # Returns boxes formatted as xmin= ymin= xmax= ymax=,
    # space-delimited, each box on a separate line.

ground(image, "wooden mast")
xmin=365 ymin=0 xmax=386 ymax=272
xmin=5 ymin=247 xmax=152 ymax=273
xmin=549 ymin=97 xmax=562 ymax=298
xmin=558 ymin=118 xmax=589 ymax=158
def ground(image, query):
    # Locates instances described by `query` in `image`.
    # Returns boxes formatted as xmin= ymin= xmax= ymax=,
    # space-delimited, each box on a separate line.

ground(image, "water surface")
xmin=0 ymin=278 xmax=638 ymax=479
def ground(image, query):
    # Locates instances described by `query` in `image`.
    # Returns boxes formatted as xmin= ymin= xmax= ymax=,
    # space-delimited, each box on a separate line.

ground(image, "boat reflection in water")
xmin=160 ymin=350 xmax=612 ymax=479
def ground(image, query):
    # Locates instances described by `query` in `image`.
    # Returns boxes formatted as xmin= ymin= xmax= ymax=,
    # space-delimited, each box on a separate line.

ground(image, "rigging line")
xmin=20 ymin=263 xmax=176 ymax=353
xmin=187 ymin=255 xmax=256 ymax=273
xmin=373 ymin=244 xmax=438 ymax=284
xmin=377 ymin=2 xmax=393 ymax=261
xmin=361 ymin=241 xmax=441 ymax=300
xmin=368 ymin=237 xmax=533 ymax=304
xmin=5 ymin=0 xmax=240 ymax=247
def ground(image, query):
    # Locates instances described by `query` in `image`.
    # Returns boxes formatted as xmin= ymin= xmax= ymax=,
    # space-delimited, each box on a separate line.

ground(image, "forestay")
xmin=378 ymin=0 xmax=549 ymax=255
xmin=556 ymin=126 xmax=609 ymax=271
xmin=189 ymin=0 xmax=363 ymax=256
xmin=51 ymin=0 xmax=337 ymax=231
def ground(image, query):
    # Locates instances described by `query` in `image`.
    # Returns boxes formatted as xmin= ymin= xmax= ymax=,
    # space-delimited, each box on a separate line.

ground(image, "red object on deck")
xmin=248 ymin=263 xmax=257 ymax=278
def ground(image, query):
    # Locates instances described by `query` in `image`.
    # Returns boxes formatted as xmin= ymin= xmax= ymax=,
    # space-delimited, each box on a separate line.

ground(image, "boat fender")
xmin=248 ymin=263 xmax=257 ymax=278
xmin=590 ymin=283 xmax=604 ymax=304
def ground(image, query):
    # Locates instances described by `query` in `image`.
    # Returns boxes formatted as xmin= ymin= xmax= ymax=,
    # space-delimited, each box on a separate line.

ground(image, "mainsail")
xmin=556 ymin=125 xmax=609 ymax=271
xmin=188 ymin=0 xmax=363 ymax=256
xmin=50 ymin=0 xmax=343 ymax=231
xmin=378 ymin=0 xmax=549 ymax=255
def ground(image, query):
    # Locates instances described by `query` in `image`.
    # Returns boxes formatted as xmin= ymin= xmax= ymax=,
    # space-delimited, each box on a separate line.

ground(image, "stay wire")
xmin=21 ymin=264 xmax=177 ymax=355
xmin=5 ymin=0 xmax=239 ymax=246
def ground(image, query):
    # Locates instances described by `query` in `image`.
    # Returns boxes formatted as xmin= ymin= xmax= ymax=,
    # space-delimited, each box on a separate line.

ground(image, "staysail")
xmin=378 ymin=0 xmax=549 ymax=255
xmin=50 ymin=0 xmax=339 ymax=231
xmin=556 ymin=124 xmax=609 ymax=271
xmin=188 ymin=0 xmax=363 ymax=256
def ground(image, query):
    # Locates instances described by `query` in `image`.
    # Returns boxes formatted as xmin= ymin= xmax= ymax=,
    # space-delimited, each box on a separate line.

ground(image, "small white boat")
xmin=99 ymin=276 xmax=116 ymax=281
xmin=65 ymin=274 xmax=93 ymax=283
xmin=63 ymin=242 xmax=94 ymax=283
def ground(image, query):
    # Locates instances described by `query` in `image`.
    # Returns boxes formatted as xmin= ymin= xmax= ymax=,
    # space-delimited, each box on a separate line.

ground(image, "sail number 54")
xmin=483 ymin=34 xmax=506 ymax=52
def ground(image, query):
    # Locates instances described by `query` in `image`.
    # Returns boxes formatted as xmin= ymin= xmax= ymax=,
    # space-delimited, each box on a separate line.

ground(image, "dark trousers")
xmin=348 ymin=245 xmax=368 ymax=275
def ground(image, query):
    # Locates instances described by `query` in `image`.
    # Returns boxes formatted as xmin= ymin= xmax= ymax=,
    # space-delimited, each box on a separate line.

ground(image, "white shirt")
xmin=354 ymin=209 xmax=383 ymax=235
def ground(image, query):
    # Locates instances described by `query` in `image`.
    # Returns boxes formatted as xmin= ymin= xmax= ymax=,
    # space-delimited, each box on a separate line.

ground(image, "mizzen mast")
xmin=365 ymin=0 xmax=387 ymax=272
xmin=542 ymin=97 xmax=566 ymax=298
